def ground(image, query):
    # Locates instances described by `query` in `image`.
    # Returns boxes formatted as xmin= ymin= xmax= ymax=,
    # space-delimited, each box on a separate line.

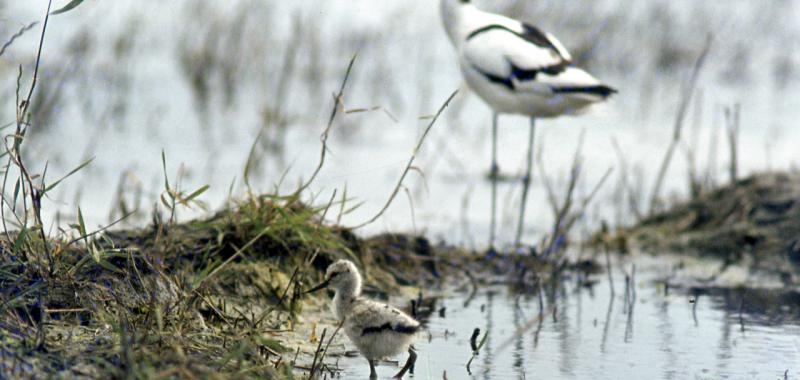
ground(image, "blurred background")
xmin=2 ymin=0 xmax=799 ymax=247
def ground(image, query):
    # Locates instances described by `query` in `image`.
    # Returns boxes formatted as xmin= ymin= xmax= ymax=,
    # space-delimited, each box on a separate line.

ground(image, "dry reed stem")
xmin=353 ymin=90 xmax=458 ymax=229
xmin=648 ymin=35 xmax=712 ymax=215
xmin=294 ymin=55 xmax=357 ymax=196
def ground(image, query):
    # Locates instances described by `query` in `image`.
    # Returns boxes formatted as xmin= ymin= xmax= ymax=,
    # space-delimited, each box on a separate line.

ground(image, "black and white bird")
xmin=306 ymin=259 xmax=420 ymax=379
xmin=440 ymin=0 xmax=616 ymax=248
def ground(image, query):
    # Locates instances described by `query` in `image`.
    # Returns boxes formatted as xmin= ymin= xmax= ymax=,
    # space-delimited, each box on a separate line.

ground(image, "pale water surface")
xmin=1 ymin=0 xmax=799 ymax=246
xmin=337 ymin=257 xmax=800 ymax=379
xmin=2 ymin=2 xmax=799 ymax=378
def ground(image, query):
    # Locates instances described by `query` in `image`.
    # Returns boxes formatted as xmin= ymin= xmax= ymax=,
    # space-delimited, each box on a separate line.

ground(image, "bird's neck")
xmin=333 ymin=284 xmax=360 ymax=321
xmin=440 ymin=1 xmax=479 ymax=46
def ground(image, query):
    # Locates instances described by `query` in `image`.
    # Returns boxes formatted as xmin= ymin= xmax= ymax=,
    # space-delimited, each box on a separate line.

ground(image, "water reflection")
xmin=336 ymin=261 xmax=800 ymax=379
xmin=480 ymin=291 xmax=493 ymax=380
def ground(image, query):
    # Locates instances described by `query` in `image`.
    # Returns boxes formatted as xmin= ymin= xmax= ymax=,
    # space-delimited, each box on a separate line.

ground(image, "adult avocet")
xmin=306 ymin=259 xmax=420 ymax=379
xmin=440 ymin=0 xmax=616 ymax=248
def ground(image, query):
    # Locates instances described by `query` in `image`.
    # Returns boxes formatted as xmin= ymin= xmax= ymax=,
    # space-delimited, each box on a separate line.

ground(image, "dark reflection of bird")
xmin=440 ymin=0 xmax=616 ymax=248
xmin=787 ymin=239 xmax=800 ymax=267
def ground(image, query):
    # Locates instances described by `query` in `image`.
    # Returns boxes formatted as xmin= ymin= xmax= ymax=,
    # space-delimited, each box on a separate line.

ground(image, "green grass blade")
xmin=12 ymin=178 xmax=21 ymax=206
xmin=477 ymin=330 xmax=489 ymax=350
xmin=97 ymin=258 xmax=122 ymax=274
xmin=160 ymin=194 xmax=173 ymax=210
xmin=90 ymin=242 xmax=100 ymax=262
xmin=77 ymin=207 xmax=87 ymax=238
xmin=184 ymin=184 xmax=210 ymax=203
xmin=43 ymin=157 xmax=94 ymax=193
xmin=12 ymin=227 xmax=28 ymax=252
xmin=161 ymin=150 xmax=170 ymax=190
xmin=50 ymin=0 xmax=86 ymax=15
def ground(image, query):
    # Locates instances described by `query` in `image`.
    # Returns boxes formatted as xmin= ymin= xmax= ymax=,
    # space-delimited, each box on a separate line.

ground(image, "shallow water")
xmin=335 ymin=257 xmax=800 ymax=379
xmin=3 ymin=0 xmax=800 ymax=246
xmin=2 ymin=2 xmax=799 ymax=378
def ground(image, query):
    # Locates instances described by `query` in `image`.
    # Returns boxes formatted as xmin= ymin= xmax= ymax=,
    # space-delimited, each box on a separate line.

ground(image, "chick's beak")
xmin=304 ymin=278 xmax=330 ymax=294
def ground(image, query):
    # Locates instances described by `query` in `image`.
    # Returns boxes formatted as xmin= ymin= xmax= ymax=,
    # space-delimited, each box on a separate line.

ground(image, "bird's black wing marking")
xmin=392 ymin=324 xmax=420 ymax=334
xmin=361 ymin=323 xmax=420 ymax=336
xmin=510 ymin=61 xmax=569 ymax=83
xmin=472 ymin=65 xmax=515 ymax=90
xmin=467 ymin=24 xmax=552 ymax=50
xmin=520 ymin=23 xmax=567 ymax=59
xmin=466 ymin=23 xmax=570 ymax=64
xmin=466 ymin=24 xmax=570 ymax=90
xmin=517 ymin=23 xmax=571 ymax=76
xmin=552 ymin=85 xmax=618 ymax=97
xmin=474 ymin=61 xmax=572 ymax=92
xmin=361 ymin=323 xmax=392 ymax=336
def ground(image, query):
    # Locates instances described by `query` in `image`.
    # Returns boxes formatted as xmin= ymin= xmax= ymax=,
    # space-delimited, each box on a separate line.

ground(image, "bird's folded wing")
xmin=351 ymin=300 xmax=418 ymax=336
xmin=463 ymin=22 xmax=573 ymax=92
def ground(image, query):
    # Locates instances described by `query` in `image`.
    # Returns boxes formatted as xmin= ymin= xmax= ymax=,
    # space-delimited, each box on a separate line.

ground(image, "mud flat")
xmin=622 ymin=172 xmax=800 ymax=285
xmin=0 ymin=192 xmax=559 ymax=379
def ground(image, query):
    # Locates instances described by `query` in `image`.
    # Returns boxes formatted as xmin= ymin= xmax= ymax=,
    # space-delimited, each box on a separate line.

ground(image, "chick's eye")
xmin=328 ymin=272 xmax=340 ymax=280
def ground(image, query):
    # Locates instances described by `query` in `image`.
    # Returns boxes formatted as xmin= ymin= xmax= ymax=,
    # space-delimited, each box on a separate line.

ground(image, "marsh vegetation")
xmin=1 ymin=0 xmax=799 ymax=378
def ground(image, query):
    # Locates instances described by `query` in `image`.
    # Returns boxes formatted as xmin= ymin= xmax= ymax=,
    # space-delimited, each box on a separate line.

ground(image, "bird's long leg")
xmin=369 ymin=359 xmax=378 ymax=379
xmin=489 ymin=112 xmax=499 ymax=251
xmin=514 ymin=117 xmax=536 ymax=247
xmin=393 ymin=347 xmax=417 ymax=379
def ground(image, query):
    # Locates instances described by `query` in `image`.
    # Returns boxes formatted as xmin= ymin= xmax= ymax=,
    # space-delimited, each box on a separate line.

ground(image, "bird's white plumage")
xmin=441 ymin=0 xmax=614 ymax=117
xmin=322 ymin=260 xmax=419 ymax=361
xmin=440 ymin=0 xmax=616 ymax=248
xmin=342 ymin=298 xmax=418 ymax=359
xmin=464 ymin=27 xmax=565 ymax=77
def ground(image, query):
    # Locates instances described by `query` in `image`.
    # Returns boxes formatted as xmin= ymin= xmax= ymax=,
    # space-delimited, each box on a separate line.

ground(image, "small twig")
xmin=0 ymin=22 xmax=38 ymax=58
xmin=315 ymin=320 xmax=344 ymax=378
xmin=562 ymin=168 xmax=613 ymax=232
xmin=353 ymin=90 xmax=458 ymax=229
xmin=738 ymin=290 xmax=746 ymax=332
xmin=601 ymin=222 xmax=615 ymax=297
xmin=308 ymin=328 xmax=328 ymax=379
xmin=630 ymin=264 xmax=637 ymax=304
xmin=725 ymin=104 xmax=741 ymax=184
xmin=542 ymin=132 xmax=586 ymax=257
xmin=611 ymin=137 xmax=643 ymax=221
xmin=462 ymin=269 xmax=478 ymax=308
xmin=20 ymin=0 xmax=53 ymax=125
xmin=466 ymin=327 xmax=488 ymax=373
xmin=64 ymin=211 xmax=135 ymax=247
xmin=277 ymin=267 xmax=301 ymax=308
xmin=403 ymin=186 xmax=417 ymax=235
xmin=44 ymin=308 xmax=86 ymax=313
xmin=537 ymin=148 xmax=560 ymax=217
xmin=623 ymin=271 xmax=631 ymax=313
xmin=469 ymin=328 xmax=480 ymax=351
xmin=192 ymin=227 xmax=270 ymax=291
xmin=684 ymin=88 xmax=705 ymax=198
xmin=649 ymin=35 xmax=713 ymax=215
xmin=295 ymin=55 xmax=357 ymax=195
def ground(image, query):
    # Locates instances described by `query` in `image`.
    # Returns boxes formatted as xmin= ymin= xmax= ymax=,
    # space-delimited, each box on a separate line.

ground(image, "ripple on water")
xmin=336 ymin=264 xmax=800 ymax=379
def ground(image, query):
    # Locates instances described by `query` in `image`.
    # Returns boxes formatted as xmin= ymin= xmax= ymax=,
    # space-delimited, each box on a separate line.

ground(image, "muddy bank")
xmin=623 ymin=172 xmax=800 ymax=274
xmin=0 ymin=196 xmax=426 ymax=379
xmin=0 ymin=193 xmax=565 ymax=379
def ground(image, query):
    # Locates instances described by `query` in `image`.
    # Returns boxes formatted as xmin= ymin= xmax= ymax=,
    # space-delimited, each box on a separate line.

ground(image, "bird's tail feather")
xmin=553 ymin=84 xmax=617 ymax=98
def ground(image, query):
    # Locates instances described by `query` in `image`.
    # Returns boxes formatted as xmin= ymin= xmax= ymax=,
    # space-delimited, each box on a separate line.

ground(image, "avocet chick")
xmin=306 ymin=259 xmax=420 ymax=379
